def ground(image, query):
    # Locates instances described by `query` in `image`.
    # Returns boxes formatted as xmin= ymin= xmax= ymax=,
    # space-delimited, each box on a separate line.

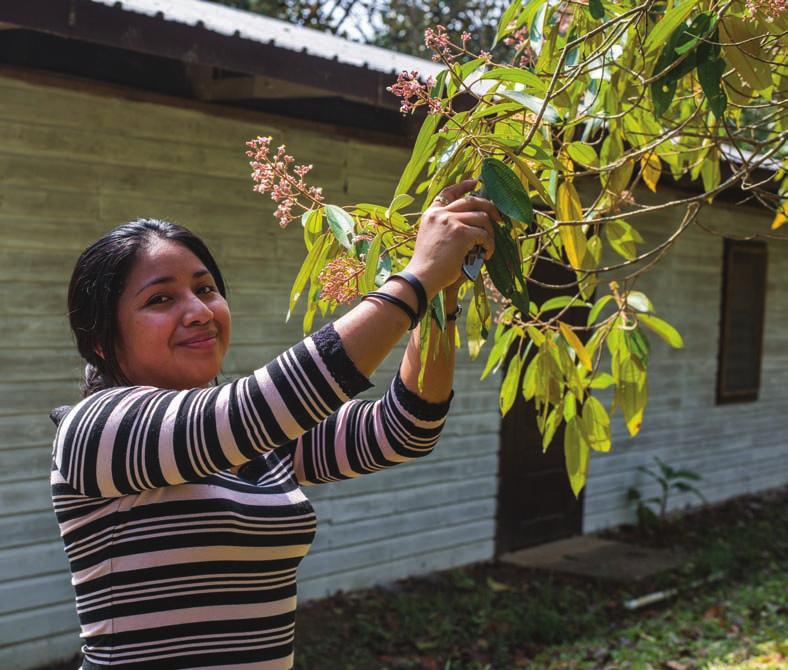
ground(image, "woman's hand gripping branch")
xmin=334 ymin=178 xmax=502 ymax=402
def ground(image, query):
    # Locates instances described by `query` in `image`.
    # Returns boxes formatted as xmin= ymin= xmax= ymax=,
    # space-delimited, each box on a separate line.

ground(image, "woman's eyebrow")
xmin=135 ymin=269 xmax=211 ymax=296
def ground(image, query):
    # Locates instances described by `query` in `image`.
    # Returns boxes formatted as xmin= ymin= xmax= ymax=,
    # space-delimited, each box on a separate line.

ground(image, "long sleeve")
xmin=52 ymin=322 xmax=373 ymax=497
xmin=286 ymin=367 xmax=454 ymax=486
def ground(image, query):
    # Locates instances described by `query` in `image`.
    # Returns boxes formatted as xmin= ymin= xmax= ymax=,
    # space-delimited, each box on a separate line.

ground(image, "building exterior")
xmin=0 ymin=2 xmax=784 ymax=668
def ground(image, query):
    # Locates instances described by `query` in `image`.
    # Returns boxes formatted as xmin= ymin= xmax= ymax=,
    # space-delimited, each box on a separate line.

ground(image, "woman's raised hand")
xmin=407 ymin=179 xmax=500 ymax=299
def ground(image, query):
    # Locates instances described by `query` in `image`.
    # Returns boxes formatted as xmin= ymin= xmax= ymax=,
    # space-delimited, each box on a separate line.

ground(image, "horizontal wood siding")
xmin=582 ymin=190 xmax=788 ymax=533
xmin=0 ymin=72 xmax=499 ymax=668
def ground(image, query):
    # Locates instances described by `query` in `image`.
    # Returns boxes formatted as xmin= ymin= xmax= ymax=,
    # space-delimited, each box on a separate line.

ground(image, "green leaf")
xmin=417 ymin=307 xmax=433 ymax=392
xmin=362 ymin=234 xmax=382 ymax=295
xmin=563 ymin=391 xmax=577 ymax=422
xmin=582 ymin=395 xmax=611 ymax=452
xmin=494 ymin=0 xmax=523 ymax=48
xmin=480 ymin=158 xmax=534 ymax=225
xmin=626 ymin=291 xmax=653 ymax=314
xmin=638 ymin=314 xmax=684 ymax=348
xmin=486 ymin=218 xmax=530 ymax=317
xmin=325 ymin=205 xmax=355 ymax=251
xmin=498 ymin=89 xmax=563 ymax=125
xmin=650 ymin=14 xmax=712 ymax=117
xmin=500 ymin=354 xmax=524 ymax=416
xmin=541 ymin=406 xmax=561 ymax=451
xmin=539 ymin=295 xmax=589 ymax=314
xmin=465 ymin=285 xmax=486 ymax=359
xmin=431 ymin=292 xmax=446 ymax=332
xmin=385 ymin=193 xmax=414 ymax=220
xmin=479 ymin=66 xmax=544 ymax=92
xmin=627 ymin=328 xmax=651 ymax=366
xmin=644 ymin=3 xmax=695 ymax=59
xmin=566 ymin=142 xmax=599 ymax=167
xmin=697 ymin=56 xmax=727 ymax=119
xmin=529 ymin=2 xmax=547 ymax=57
xmin=589 ymin=372 xmax=615 ymax=389
xmin=430 ymin=68 xmax=449 ymax=98
xmin=395 ymin=113 xmax=440 ymax=197
xmin=522 ymin=354 xmax=539 ymax=400
xmin=564 ymin=417 xmax=589 ymax=498
xmin=588 ymin=0 xmax=604 ymax=20
xmin=481 ymin=327 xmax=517 ymax=381
xmin=301 ymin=207 xmax=324 ymax=251
xmin=587 ymin=295 xmax=614 ymax=326
xmin=604 ymin=220 xmax=642 ymax=261
xmin=287 ymin=233 xmax=327 ymax=322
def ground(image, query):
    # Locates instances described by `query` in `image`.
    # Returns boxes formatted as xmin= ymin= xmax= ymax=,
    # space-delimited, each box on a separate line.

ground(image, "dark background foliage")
xmin=209 ymin=0 xmax=510 ymax=57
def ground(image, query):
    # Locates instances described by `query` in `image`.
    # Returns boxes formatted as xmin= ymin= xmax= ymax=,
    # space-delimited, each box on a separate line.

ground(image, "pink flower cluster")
xmin=318 ymin=256 xmax=365 ymax=304
xmin=386 ymin=70 xmax=443 ymax=115
xmin=745 ymin=0 xmax=785 ymax=18
xmin=245 ymin=136 xmax=324 ymax=227
xmin=424 ymin=24 xmax=453 ymax=62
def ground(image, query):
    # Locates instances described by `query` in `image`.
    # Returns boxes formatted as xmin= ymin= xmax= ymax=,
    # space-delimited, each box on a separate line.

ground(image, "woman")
xmin=51 ymin=179 xmax=498 ymax=670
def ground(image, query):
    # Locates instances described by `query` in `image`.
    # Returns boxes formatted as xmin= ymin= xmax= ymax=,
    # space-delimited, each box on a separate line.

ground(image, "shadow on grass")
xmin=293 ymin=487 xmax=787 ymax=670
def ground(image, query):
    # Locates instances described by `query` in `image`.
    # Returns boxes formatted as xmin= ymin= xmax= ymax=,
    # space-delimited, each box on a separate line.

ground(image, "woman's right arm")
xmin=53 ymin=321 xmax=376 ymax=497
xmin=54 ymin=180 xmax=497 ymax=497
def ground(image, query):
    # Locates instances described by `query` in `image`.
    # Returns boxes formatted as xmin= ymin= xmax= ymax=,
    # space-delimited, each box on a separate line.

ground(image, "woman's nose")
xmin=182 ymin=292 xmax=214 ymax=326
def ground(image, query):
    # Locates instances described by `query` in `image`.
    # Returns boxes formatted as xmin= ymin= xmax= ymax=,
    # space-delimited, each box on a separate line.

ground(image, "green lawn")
xmin=294 ymin=488 xmax=787 ymax=670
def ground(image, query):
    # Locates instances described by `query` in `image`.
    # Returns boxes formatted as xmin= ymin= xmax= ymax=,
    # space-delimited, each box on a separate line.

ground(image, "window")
xmin=716 ymin=239 xmax=768 ymax=404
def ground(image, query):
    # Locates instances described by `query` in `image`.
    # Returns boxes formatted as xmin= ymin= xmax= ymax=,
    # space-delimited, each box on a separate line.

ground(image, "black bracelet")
xmin=361 ymin=291 xmax=419 ymax=330
xmin=384 ymin=271 xmax=428 ymax=324
xmin=430 ymin=304 xmax=463 ymax=322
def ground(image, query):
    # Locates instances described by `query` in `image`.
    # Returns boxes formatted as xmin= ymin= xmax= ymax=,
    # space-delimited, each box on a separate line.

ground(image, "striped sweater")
xmin=50 ymin=322 xmax=453 ymax=670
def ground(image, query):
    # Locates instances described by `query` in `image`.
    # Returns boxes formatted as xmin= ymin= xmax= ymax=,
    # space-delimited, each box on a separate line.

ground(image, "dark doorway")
xmin=495 ymin=259 xmax=586 ymax=554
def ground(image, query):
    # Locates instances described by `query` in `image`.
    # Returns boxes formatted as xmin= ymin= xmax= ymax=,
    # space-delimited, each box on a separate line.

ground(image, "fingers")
xmin=443 ymin=195 xmax=502 ymax=223
xmin=452 ymin=211 xmax=496 ymax=260
xmin=440 ymin=179 xmax=479 ymax=202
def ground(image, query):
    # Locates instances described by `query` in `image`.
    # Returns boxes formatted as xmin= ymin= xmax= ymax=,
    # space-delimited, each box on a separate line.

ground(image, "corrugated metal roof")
xmin=90 ymin=0 xmax=443 ymax=79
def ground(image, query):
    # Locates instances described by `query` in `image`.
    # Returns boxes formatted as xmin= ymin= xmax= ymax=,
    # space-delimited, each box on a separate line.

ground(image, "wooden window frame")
xmin=716 ymin=238 xmax=768 ymax=404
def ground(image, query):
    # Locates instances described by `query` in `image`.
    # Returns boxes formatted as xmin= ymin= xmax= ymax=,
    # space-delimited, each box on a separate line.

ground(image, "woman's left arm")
xmin=285 ymin=286 xmax=461 ymax=486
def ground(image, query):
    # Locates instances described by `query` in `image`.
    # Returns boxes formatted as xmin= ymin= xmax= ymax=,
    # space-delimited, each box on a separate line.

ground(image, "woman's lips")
xmin=179 ymin=335 xmax=217 ymax=349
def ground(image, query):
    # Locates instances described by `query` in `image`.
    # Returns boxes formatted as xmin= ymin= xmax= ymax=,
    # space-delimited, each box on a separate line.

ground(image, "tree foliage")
xmin=210 ymin=0 xmax=510 ymax=56
xmin=245 ymin=0 xmax=787 ymax=496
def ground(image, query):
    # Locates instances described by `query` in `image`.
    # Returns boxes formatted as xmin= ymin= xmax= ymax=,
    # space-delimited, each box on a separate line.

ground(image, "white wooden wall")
xmin=582 ymin=188 xmax=788 ymax=532
xmin=0 ymin=71 xmax=499 ymax=669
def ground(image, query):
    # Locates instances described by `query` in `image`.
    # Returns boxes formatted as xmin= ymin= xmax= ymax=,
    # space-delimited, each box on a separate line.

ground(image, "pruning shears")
xmin=461 ymin=186 xmax=488 ymax=282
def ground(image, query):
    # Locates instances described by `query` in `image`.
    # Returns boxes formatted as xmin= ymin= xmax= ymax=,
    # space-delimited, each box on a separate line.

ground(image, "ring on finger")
xmin=433 ymin=194 xmax=450 ymax=206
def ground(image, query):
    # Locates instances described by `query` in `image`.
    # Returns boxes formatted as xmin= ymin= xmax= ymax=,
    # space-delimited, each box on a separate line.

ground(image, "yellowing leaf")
xmin=500 ymin=355 xmax=524 ymax=416
xmin=720 ymin=16 xmax=773 ymax=92
xmin=772 ymin=201 xmax=787 ymax=230
xmin=556 ymin=181 xmax=587 ymax=270
xmin=641 ymin=153 xmax=662 ymax=193
xmin=615 ymin=356 xmax=648 ymax=437
xmin=582 ymin=396 xmax=611 ymax=452
xmin=559 ymin=322 xmax=593 ymax=371
xmin=564 ymin=417 xmax=590 ymax=498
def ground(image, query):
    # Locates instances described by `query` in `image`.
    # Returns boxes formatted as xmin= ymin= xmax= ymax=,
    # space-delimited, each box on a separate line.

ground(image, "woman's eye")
xmin=146 ymin=295 xmax=170 ymax=306
xmin=197 ymin=284 xmax=217 ymax=295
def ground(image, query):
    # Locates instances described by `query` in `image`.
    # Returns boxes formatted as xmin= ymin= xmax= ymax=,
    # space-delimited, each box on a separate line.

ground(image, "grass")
xmin=293 ymin=487 xmax=787 ymax=670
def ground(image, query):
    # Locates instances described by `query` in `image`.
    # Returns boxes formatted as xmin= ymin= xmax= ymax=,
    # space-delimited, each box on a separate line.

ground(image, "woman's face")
xmin=114 ymin=238 xmax=231 ymax=390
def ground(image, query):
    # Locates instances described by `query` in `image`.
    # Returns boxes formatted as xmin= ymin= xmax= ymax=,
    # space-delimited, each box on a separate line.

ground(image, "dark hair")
xmin=68 ymin=219 xmax=227 ymax=397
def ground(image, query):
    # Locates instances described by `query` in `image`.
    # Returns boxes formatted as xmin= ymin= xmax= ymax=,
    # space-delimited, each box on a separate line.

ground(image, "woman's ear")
xmin=95 ymin=345 xmax=105 ymax=360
